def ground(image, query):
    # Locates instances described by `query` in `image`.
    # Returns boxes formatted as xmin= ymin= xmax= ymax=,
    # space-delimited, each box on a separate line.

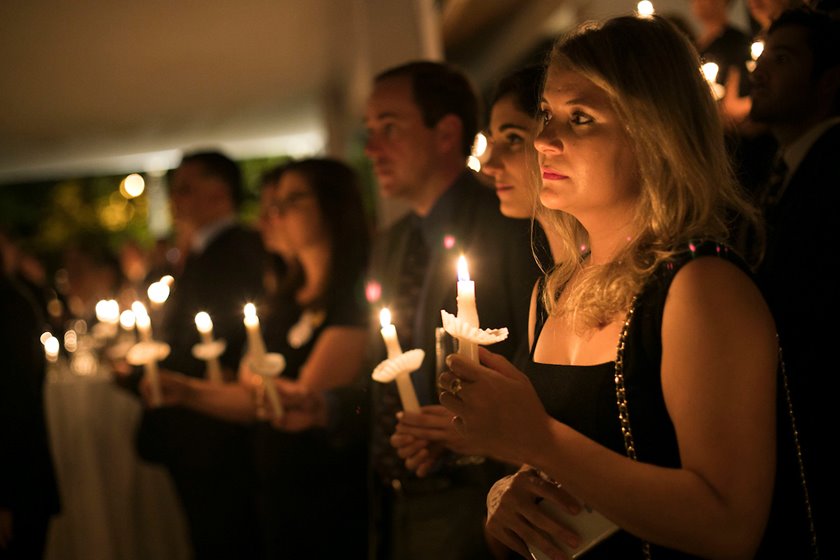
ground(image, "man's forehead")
xmin=365 ymin=76 xmax=418 ymax=119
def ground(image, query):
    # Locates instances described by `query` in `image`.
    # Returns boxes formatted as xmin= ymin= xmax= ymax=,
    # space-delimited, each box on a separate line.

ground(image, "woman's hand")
xmin=139 ymin=369 xmax=193 ymax=408
xmin=390 ymin=405 xmax=480 ymax=477
xmin=486 ymin=469 xmax=582 ymax=560
xmin=438 ymin=348 xmax=552 ymax=465
xmin=267 ymin=378 xmax=328 ymax=432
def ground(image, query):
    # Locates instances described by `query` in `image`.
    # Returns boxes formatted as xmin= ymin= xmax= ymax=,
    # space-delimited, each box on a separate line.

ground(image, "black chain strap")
xmin=777 ymin=342 xmax=819 ymax=558
xmin=614 ymin=296 xmax=652 ymax=560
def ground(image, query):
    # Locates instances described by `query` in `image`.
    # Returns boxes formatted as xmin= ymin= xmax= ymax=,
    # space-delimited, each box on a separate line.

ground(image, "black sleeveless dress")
xmin=525 ymin=242 xmax=744 ymax=559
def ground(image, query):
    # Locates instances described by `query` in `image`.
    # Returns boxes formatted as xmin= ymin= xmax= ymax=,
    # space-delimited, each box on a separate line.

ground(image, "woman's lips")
xmin=542 ymin=169 xmax=567 ymax=181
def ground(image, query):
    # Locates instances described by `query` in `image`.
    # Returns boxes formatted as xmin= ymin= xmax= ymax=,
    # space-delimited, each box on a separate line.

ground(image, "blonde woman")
xmin=439 ymin=16 xmax=777 ymax=559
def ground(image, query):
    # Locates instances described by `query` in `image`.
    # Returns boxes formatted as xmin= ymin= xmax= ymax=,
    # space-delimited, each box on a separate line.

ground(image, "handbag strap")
xmin=777 ymin=342 xmax=819 ymax=558
xmin=614 ymin=296 xmax=652 ymax=559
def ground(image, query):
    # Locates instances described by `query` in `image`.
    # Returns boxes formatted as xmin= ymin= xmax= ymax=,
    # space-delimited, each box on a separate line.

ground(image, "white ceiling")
xmin=0 ymin=0 xmax=727 ymax=186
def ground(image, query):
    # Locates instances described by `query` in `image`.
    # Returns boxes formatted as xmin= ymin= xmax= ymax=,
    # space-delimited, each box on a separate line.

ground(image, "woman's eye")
xmin=570 ymin=112 xmax=594 ymax=125
xmin=539 ymin=110 xmax=552 ymax=126
xmin=506 ymin=134 xmax=523 ymax=146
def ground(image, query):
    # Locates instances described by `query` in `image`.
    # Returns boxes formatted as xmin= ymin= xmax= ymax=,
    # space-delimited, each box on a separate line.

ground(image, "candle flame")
xmin=195 ymin=311 xmax=213 ymax=332
xmin=95 ymin=300 xmax=109 ymax=322
xmin=120 ymin=310 xmax=136 ymax=329
xmin=379 ymin=307 xmax=392 ymax=329
xmin=636 ymin=0 xmax=654 ymax=17
xmin=457 ymin=255 xmax=470 ymax=282
xmin=40 ymin=331 xmax=52 ymax=345
xmin=44 ymin=336 xmax=60 ymax=355
xmin=148 ymin=281 xmax=170 ymax=304
xmin=701 ymin=62 xmax=719 ymax=83
xmin=750 ymin=40 xmax=764 ymax=61
xmin=244 ymin=303 xmax=257 ymax=319
xmin=160 ymin=274 xmax=175 ymax=286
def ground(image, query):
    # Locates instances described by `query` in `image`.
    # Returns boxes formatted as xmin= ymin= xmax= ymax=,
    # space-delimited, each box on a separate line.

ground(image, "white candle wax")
xmin=195 ymin=311 xmax=223 ymax=383
xmin=131 ymin=301 xmax=161 ymax=405
xmin=263 ymin=378 xmax=283 ymax=419
xmin=395 ymin=373 xmax=420 ymax=413
xmin=243 ymin=303 xmax=266 ymax=358
xmin=379 ymin=308 xmax=403 ymax=359
xmin=134 ymin=309 xmax=152 ymax=342
xmin=456 ymin=256 xmax=479 ymax=362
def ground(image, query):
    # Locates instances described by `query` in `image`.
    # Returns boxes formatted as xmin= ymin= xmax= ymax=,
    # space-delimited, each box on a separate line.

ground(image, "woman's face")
xmin=482 ymin=94 xmax=540 ymax=219
xmin=264 ymin=171 xmax=326 ymax=258
xmin=534 ymin=65 xmax=639 ymax=225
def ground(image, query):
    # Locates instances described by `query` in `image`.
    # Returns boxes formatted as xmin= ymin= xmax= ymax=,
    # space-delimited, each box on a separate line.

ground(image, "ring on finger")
xmin=449 ymin=377 xmax=463 ymax=396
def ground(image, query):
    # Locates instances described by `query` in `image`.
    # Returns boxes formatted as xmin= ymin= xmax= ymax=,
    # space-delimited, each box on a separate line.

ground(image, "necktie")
xmin=371 ymin=217 xmax=429 ymax=485
xmin=760 ymin=152 xmax=789 ymax=208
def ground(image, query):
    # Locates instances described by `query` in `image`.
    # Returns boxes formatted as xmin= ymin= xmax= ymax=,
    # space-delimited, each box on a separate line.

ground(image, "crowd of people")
xmin=2 ymin=3 xmax=837 ymax=560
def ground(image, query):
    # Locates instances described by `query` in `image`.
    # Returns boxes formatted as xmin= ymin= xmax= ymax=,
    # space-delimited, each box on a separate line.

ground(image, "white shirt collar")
xmin=190 ymin=215 xmax=237 ymax=254
xmin=781 ymin=116 xmax=840 ymax=183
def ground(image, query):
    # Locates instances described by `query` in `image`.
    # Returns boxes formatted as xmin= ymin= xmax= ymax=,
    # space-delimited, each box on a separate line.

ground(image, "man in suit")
xmin=748 ymin=8 xmax=839 ymax=558
xmin=137 ymin=150 xmax=266 ymax=559
xmin=363 ymin=61 xmax=539 ymax=560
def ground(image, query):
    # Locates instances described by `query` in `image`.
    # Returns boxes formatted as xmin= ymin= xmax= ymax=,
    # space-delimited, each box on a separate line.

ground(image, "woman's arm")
xmin=294 ymin=325 xmax=367 ymax=391
xmin=143 ymin=369 xmax=258 ymax=424
xmin=444 ymin=257 xmax=777 ymax=558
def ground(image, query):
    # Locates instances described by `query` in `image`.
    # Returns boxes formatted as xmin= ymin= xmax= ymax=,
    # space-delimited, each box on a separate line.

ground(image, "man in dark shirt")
xmin=362 ymin=61 xmax=540 ymax=560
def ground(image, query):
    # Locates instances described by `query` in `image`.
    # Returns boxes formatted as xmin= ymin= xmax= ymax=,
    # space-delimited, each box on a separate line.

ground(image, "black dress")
xmin=254 ymin=285 xmax=368 ymax=559
xmin=525 ymin=242 xmax=744 ymax=559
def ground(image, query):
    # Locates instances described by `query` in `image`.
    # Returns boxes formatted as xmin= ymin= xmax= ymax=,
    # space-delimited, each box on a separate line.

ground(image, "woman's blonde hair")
xmin=539 ymin=15 xmax=760 ymax=328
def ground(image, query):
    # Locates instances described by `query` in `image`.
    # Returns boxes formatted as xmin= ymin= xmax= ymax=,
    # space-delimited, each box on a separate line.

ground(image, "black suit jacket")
xmin=755 ymin=123 xmax=839 ymax=559
xmin=136 ymin=223 xmax=265 ymax=468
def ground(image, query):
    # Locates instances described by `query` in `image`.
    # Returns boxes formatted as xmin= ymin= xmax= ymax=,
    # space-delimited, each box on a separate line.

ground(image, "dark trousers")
xmin=372 ymin=466 xmax=498 ymax=560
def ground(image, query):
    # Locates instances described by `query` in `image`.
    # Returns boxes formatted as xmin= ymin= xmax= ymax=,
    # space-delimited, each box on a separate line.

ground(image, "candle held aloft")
xmin=376 ymin=308 xmax=419 ymax=412
xmin=132 ymin=302 xmax=152 ymax=342
xmin=243 ymin=303 xmax=267 ymax=358
xmin=379 ymin=308 xmax=403 ymax=359
xmin=195 ymin=311 xmax=214 ymax=344
xmin=195 ymin=311 xmax=223 ymax=383
xmin=455 ymin=255 xmax=479 ymax=362
xmin=131 ymin=301 xmax=161 ymax=405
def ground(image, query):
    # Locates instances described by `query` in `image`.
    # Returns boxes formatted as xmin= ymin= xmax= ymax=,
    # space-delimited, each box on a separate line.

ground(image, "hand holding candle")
xmin=193 ymin=311 xmax=224 ymax=384
xmin=372 ymin=308 xmax=421 ymax=413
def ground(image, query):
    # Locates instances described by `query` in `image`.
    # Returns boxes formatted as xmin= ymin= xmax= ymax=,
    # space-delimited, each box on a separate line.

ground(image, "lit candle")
xmin=195 ymin=311 xmax=223 ymax=383
xmin=456 ymin=255 xmax=479 ymax=362
xmin=243 ymin=303 xmax=266 ymax=358
xmin=43 ymin=335 xmax=60 ymax=362
xmin=636 ymin=0 xmax=654 ymax=18
xmin=701 ymin=62 xmax=725 ymax=100
xmin=132 ymin=301 xmax=152 ymax=342
xmin=376 ymin=308 xmax=419 ymax=412
xmin=147 ymin=281 xmax=170 ymax=309
xmin=95 ymin=299 xmax=120 ymax=338
xmin=120 ymin=309 xmax=136 ymax=331
xmin=379 ymin=308 xmax=403 ymax=359
xmin=132 ymin=301 xmax=161 ymax=406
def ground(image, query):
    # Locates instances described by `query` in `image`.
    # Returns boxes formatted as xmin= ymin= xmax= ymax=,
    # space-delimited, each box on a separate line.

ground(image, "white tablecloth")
xmin=44 ymin=364 xmax=190 ymax=560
